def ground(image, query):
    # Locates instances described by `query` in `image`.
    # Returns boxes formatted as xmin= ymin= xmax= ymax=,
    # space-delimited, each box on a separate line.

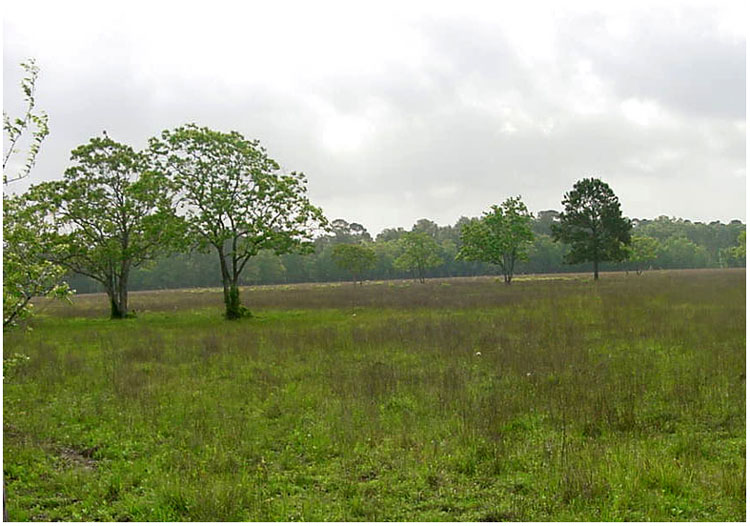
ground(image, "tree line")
xmin=65 ymin=205 xmax=746 ymax=293
xmin=4 ymin=60 xmax=746 ymax=326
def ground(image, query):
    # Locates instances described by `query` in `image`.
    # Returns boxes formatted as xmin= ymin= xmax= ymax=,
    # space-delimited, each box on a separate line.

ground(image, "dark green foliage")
xmin=63 ymin=214 xmax=745 ymax=291
xmin=552 ymin=178 xmax=632 ymax=279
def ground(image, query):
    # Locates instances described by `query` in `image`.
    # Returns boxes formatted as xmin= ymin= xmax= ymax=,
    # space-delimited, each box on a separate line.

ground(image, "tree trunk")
xmin=217 ymin=248 xmax=246 ymax=319
xmin=225 ymin=281 xmax=245 ymax=319
xmin=107 ymin=274 xmax=130 ymax=318
xmin=119 ymin=265 xmax=129 ymax=316
xmin=109 ymin=296 xmax=124 ymax=319
xmin=105 ymin=284 xmax=124 ymax=319
xmin=593 ymin=260 xmax=599 ymax=280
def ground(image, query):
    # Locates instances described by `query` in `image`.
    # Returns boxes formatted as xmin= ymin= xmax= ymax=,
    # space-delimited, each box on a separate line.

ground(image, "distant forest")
xmin=67 ymin=213 xmax=746 ymax=293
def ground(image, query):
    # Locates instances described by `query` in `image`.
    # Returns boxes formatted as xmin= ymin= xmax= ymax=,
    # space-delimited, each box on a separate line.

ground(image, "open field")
xmin=3 ymin=269 xmax=746 ymax=521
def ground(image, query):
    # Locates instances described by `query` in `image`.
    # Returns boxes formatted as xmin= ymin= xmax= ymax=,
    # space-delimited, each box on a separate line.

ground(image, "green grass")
xmin=3 ymin=269 xmax=746 ymax=521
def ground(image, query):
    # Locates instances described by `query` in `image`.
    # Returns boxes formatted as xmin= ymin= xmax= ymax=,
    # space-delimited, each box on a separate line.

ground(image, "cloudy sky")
xmin=4 ymin=0 xmax=746 ymax=234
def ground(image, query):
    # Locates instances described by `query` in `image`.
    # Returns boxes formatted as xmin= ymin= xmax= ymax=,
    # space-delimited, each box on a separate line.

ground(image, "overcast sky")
xmin=4 ymin=0 xmax=746 ymax=234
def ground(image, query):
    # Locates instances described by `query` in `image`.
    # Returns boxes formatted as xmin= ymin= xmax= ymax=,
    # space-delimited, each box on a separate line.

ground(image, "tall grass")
xmin=3 ymin=269 xmax=745 ymax=521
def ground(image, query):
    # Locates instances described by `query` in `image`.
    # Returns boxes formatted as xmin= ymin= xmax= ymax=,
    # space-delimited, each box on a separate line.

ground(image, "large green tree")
xmin=28 ymin=133 xmax=184 ymax=318
xmin=551 ymin=178 xmax=632 ymax=280
xmin=150 ymin=124 xmax=327 ymax=319
xmin=394 ymin=231 xmax=443 ymax=283
xmin=457 ymin=196 xmax=534 ymax=284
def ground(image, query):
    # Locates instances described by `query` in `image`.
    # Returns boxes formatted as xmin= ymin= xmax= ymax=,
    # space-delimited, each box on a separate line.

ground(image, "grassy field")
xmin=3 ymin=269 xmax=746 ymax=521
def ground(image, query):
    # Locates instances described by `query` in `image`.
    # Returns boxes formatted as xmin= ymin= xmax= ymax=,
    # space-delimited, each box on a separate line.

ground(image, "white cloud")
xmin=4 ymin=0 xmax=745 ymax=233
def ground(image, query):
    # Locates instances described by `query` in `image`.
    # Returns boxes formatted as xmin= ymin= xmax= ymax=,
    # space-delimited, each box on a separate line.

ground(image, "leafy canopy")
xmin=332 ymin=243 xmax=377 ymax=284
xmin=457 ymin=196 xmax=534 ymax=283
xmin=394 ymin=231 xmax=443 ymax=283
xmin=627 ymin=235 xmax=659 ymax=273
xmin=3 ymin=58 xmax=69 ymax=329
xmin=150 ymin=124 xmax=327 ymax=259
xmin=3 ymin=194 xmax=70 ymax=328
xmin=26 ymin=133 xmax=184 ymax=317
xmin=149 ymin=124 xmax=327 ymax=318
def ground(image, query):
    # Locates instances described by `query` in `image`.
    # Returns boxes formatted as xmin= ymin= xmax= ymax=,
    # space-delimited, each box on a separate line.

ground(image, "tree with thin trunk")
xmin=27 ymin=133 xmax=184 ymax=318
xmin=3 ymin=59 xmax=70 ymax=330
xmin=332 ymin=243 xmax=376 ymax=285
xmin=393 ymin=231 xmax=443 ymax=283
xmin=627 ymin=235 xmax=659 ymax=275
xmin=3 ymin=59 xmax=59 ymax=523
xmin=551 ymin=178 xmax=631 ymax=280
xmin=457 ymin=196 xmax=534 ymax=284
xmin=3 ymin=59 xmax=48 ymax=185
xmin=3 ymin=193 xmax=70 ymax=328
xmin=149 ymin=124 xmax=327 ymax=319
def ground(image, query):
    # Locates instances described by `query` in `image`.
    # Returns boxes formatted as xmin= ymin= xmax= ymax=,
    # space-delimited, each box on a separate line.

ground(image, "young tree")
xmin=3 ymin=60 xmax=70 ymax=330
xmin=457 ymin=196 xmax=534 ymax=284
xmin=150 ymin=124 xmax=327 ymax=319
xmin=551 ymin=178 xmax=632 ymax=280
xmin=28 ymin=133 xmax=184 ymax=318
xmin=394 ymin=231 xmax=443 ymax=283
xmin=2 ymin=59 xmax=59 ymax=523
xmin=627 ymin=235 xmax=659 ymax=275
xmin=332 ymin=243 xmax=377 ymax=285
xmin=3 ymin=59 xmax=49 ymax=185
xmin=3 ymin=194 xmax=70 ymax=328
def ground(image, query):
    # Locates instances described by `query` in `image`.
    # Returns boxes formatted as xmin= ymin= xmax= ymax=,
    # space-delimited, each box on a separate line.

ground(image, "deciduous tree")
xmin=332 ymin=243 xmax=376 ymax=285
xmin=3 ymin=59 xmax=69 ymax=330
xmin=28 ymin=133 xmax=184 ymax=318
xmin=551 ymin=178 xmax=632 ymax=280
xmin=2 ymin=58 xmax=59 ymax=524
xmin=457 ymin=196 xmax=534 ymax=284
xmin=150 ymin=124 xmax=327 ymax=319
xmin=627 ymin=235 xmax=659 ymax=275
xmin=3 ymin=59 xmax=49 ymax=185
xmin=2 ymin=194 xmax=70 ymax=328
xmin=394 ymin=231 xmax=442 ymax=283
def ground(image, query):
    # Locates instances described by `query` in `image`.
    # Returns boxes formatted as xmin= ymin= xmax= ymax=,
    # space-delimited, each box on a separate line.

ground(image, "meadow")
xmin=2 ymin=269 xmax=745 ymax=521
